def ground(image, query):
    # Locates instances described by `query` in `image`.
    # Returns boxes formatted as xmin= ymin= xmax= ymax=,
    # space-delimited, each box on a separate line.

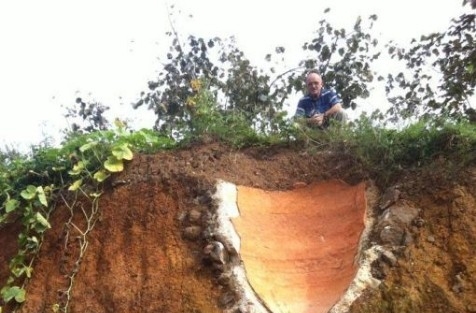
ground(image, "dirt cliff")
xmin=0 ymin=141 xmax=475 ymax=312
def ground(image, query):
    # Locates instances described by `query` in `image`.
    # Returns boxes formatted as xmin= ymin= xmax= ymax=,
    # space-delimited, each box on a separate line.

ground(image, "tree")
xmin=288 ymin=12 xmax=381 ymax=111
xmin=64 ymin=97 xmax=110 ymax=134
xmin=132 ymin=7 xmax=382 ymax=136
xmin=132 ymin=32 xmax=283 ymax=135
xmin=62 ymin=4 xmax=475 ymax=137
xmin=384 ymin=2 xmax=475 ymax=122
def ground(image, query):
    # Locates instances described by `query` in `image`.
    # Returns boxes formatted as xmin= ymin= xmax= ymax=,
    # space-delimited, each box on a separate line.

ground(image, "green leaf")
xmin=111 ymin=144 xmax=133 ymax=161
xmin=69 ymin=161 xmax=85 ymax=176
xmin=138 ymin=130 xmax=159 ymax=144
xmin=24 ymin=266 xmax=33 ymax=278
xmin=36 ymin=186 xmax=48 ymax=207
xmin=93 ymin=170 xmax=110 ymax=182
xmin=35 ymin=212 xmax=51 ymax=229
xmin=69 ymin=179 xmax=83 ymax=191
xmin=79 ymin=141 xmax=98 ymax=152
xmin=104 ymin=156 xmax=124 ymax=172
xmin=20 ymin=185 xmax=37 ymax=200
xmin=90 ymin=192 xmax=103 ymax=199
xmin=114 ymin=118 xmax=126 ymax=129
xmin=5 ymin=199 xmax=19 ymax=213
xmin=14 ymin=288 xmax=25 ymax=303
xmin=1 ymin=286 xmax=26 ymax=303
xmin=467 ymin=63 xmax=474 ymax=74
xmin=321 ymin=45 xmax=331 ymax=61
xmin=26 ymin=236 xmax=39 ymax=250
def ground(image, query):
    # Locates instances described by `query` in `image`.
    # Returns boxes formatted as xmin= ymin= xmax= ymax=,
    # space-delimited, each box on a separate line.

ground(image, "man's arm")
xmin=294 ymin=99 xmax=307 ymax=118
xmin=324 ymin=103 xmax=343 ymax=118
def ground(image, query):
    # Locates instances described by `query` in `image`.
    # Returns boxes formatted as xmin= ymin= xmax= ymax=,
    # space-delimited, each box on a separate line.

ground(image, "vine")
xmin=48 ymin=122 xmax=134 ymax=313
xmin=1 ymin=185 xmax=54 ymax=310
xmin=0 ymin=121 xmax=175 ymax=312
xmin=54 ymin=190 xmax=101 ymax=313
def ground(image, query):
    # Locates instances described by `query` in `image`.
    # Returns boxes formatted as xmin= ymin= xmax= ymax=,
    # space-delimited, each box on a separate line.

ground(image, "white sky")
xmin=0 ymin=0 xmax=468 ymax=151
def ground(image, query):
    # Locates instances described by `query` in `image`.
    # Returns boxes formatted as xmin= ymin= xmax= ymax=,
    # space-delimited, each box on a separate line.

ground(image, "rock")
xmin=413 ymin=217 xmax=425 ymax=227
xmin=213 ymin=233 xmax=239 ymax=257
xmin=188 ymin=209 xmax=202 ymax=223
xmin=379 ymin=203 xmax=420 ymax=226
xmin=379 ymin=185 xmax=401 ymax=210
xmin=293 ymin=181 xmax=307 ymax=189
xmin=380 ymin=225 xmax=405 ymax=245
xmin=219 ymin=291 xmax=237 ymax=308
xmin=380 ymin=249 xmax=398 ymax=267
xmin=452 ymin=282 xmax=464 ymax=293
xmin=217 ymin=272 xmax=232 ymax=286
xmin=403 ymin=230 xmax=414 ymax=246
xmin=204 ymin=241 xmax=227 ymax=264
xmin=182 ymin=225 xmax=202 ymax=240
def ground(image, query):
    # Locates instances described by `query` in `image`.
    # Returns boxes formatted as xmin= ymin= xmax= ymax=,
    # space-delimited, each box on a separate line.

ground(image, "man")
xmin=294 ymin=70 xmax=347 ymax=128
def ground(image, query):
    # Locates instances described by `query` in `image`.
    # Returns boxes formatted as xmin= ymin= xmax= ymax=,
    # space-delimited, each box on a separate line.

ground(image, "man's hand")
xmin=308 ymin=113 xmax=325 ymax=127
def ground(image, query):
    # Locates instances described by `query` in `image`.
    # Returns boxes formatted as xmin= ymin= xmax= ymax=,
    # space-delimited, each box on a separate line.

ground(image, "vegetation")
xmin=0 ymin=122 xmax=175 ymax=312
xmin=384 ymin=4 xmax=476 ymax=122
xmin=1 ymin=2 xmax=475 ymax=312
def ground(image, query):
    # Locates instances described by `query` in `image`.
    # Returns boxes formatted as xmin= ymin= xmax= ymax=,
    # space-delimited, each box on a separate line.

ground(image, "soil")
xmin=1 ymin=140 xmax=475 ymax=313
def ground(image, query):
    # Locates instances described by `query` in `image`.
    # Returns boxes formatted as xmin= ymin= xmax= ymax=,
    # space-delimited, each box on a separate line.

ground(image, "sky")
xmin=0 ymin=0 xmax=469 ymax=151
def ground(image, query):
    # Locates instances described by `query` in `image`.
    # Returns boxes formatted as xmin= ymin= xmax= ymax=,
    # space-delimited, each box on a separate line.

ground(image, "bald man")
xmin=294 ymin=70 xmax=347 ymax=128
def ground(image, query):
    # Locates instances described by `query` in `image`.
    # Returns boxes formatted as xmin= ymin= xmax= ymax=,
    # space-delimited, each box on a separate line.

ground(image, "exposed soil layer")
xmin=234 ymin=181 xmax=366 ymax=313
xmin=1 ymin=141 xmax=475 ymax=313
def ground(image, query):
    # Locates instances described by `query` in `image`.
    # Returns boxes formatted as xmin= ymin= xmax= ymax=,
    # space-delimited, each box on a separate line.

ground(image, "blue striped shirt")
xmin=295 ymin=88 xmax=342 ymax=118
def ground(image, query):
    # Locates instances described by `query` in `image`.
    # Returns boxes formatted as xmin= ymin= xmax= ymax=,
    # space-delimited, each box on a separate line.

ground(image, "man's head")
xmin=305 ymin=71 xmax=323 ymax=98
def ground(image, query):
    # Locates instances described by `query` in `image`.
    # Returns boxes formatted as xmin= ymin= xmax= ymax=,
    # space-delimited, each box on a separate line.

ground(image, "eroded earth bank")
xmin=1 ymin=142 xmax=475 ymax=312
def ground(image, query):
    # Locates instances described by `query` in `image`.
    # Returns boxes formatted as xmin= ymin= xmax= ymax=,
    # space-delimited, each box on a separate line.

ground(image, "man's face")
xmin=306 ymin=73 xmax=323 ymax=98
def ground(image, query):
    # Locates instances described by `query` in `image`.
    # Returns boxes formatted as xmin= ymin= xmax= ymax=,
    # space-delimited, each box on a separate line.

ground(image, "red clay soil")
xmin=14 ymin=182 xmax=225 ymax=313
xmin=234 ymin=180 xmax=366 ymax=313
xmin=1 ymin=141 xmax=476 ymax=313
